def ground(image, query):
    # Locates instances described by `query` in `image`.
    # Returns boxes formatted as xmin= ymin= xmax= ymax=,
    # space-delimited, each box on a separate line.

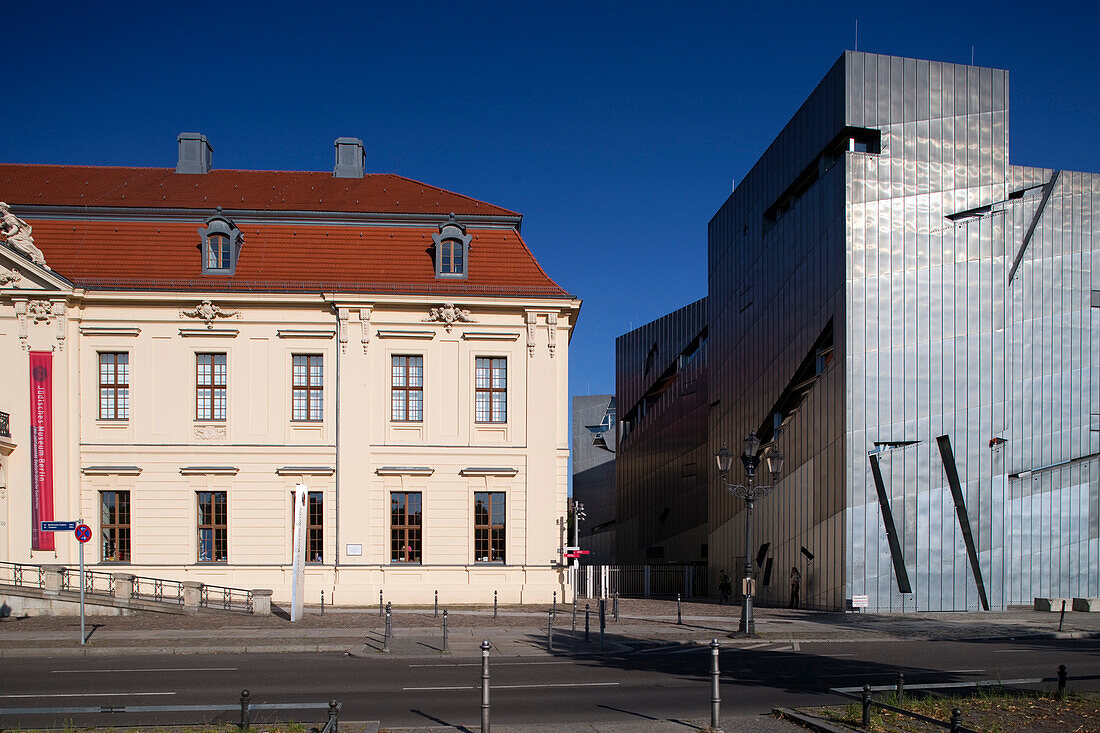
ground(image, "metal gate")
xmin=574 ymin=564 xmax=707 ymax=599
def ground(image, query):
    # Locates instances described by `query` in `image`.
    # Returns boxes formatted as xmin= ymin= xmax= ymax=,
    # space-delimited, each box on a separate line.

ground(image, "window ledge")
xmin=276 ymin=466 xmax=335 ymax=476
xmin=461 ymin=467 xmax=519 ymax=477
xmin=180 ymin=465 xmax=239 ymax=475
xmin=179 ymin=327 xmax=239 ymax=338
xmin=82 ymin=465 xmax=142 ymax=476
xmin=95 ymin=420 xmax=130 ymax=429
xmin=376 ymin=466 xmax=434 ymax=476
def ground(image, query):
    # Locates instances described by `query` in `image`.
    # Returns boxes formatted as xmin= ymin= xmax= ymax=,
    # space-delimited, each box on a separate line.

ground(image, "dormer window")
xmin=199 ymin=207 xmax=243 ymax=276
xmin=432 ymin=213 xmax=472 ymax=280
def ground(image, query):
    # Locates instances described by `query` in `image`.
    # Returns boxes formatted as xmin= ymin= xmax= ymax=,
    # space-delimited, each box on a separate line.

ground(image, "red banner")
xmin=29 ymin=351 xmax=55 ymax=551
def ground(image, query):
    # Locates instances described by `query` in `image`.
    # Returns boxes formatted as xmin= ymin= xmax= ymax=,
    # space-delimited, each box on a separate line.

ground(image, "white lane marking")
xmin=741 ymin=642 xmax=774 ymax=650
xmin=1 ymin=692 xmax=177 ymax=699
xmin=403 ymin=682 xmax=620 ymax=691
xmin=51 ymin=667 xmax=237 ymax=674
xmin=408 ymin=661 xmax=572 ymax=668
xmin=633 ymin=644 xmax=687 ymax=655
xmin=819 ymin=669 xmax=986 ymax=679
xmin=793 ymin=641 xmax=801 ymax=652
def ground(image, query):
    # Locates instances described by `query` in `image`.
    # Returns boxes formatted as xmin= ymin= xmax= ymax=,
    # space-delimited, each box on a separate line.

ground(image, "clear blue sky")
xmin=4 ymin=1 xmax=1099 ymax=402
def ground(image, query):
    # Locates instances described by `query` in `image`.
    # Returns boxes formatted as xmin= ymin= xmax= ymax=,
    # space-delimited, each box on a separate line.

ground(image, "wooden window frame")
xmin=100 ymin=490 xmax=131 ymax=563
xmin=197 ymin=491 xmax=228 ymax=563
xmin=196 ymin=353 xmax=227 ymax=421
xmin=391 ymin=355 xmax=424 ymax=422
xmin=475 ymin=357 xmax=507 ymax=423
xmin=390 ymin=491 xmax=422 ymax=564
xmin=474 ymin=491 xmax=505 ymax=563
xmin=291 ymin=354 xmax=323 ymax=422
xmin=98 ymin=352 xmax=130 ymax=420
xmin=290 ymin=491 xmax=325 ymax=563
xmin=206 ymin=232 xmax=231 ymax=270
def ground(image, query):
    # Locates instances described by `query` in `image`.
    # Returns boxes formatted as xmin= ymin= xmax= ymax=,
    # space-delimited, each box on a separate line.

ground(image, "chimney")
xmin=333 ymin=137 xmax=365 ymax=178
xmin=176 ymin=133 xmax=213 ymax=174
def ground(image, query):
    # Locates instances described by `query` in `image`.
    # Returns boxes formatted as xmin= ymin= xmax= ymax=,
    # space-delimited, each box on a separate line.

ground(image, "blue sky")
xmin=4 ymin=1 xmax=1099 ymax=402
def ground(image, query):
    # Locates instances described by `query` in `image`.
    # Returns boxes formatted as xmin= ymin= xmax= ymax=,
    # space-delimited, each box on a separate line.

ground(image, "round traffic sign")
xmin=74 ymin=523 xmax=92 ymax=543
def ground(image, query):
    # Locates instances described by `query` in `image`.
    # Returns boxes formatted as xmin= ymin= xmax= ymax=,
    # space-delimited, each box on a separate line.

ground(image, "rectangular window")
xmin=475 ymin=357 xmax=507 ymax=423
xmin=291 ymin=491 xmax=324 ymax=563
xmin=196 ymin=353 xmax=227 ymax=421
xmin=390 ymin=491 xmax=422 ymax=563
xmin=474 ymin=492 xmax=505 ymax=563
xmin=197 ymin=491 xmax=227 ymax=562
xmin=98 ymin=352 xmax=130 ymax=420
xmin=292 ymin=355 xmax=323 ymax=422
xmin=100 ymin=490 xmax=130 ymax=562
xmin=391 ymin=355 xmax=424 ymax=422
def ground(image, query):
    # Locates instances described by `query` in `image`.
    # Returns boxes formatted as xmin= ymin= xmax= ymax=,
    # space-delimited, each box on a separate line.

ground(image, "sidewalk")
xmin=4 ymin=598 xmax=1100 ymax=657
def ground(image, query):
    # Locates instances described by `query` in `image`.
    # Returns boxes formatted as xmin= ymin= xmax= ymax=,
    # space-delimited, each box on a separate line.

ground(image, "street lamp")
xmin=715 ymin=432 xmax=784 ymax=635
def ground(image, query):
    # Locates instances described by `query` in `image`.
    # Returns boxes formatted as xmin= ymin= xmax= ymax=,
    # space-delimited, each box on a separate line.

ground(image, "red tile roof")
xmin=0 ymin=164 xmax=518 ymax=216
xmin=1 ymin=165 xmax=571 ymax=298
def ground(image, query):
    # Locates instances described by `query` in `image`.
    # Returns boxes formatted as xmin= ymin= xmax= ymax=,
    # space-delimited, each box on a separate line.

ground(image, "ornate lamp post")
xmin=715 ymin=433 xmax=784 ymax=635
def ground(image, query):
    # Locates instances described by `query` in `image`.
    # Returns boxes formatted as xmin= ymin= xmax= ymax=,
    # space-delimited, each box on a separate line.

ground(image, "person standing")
xmin=718 ymin=570 xmax=732 ymax=605
xmin=789 ymin=566 xmax=802 ymax=609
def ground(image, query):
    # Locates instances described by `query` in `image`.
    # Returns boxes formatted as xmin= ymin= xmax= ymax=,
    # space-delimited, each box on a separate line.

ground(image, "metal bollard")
xmin=327 ymin=699 xmax=339 ymax=733
xmin=613 ymin=591 xmax=619 ymax=621
xmin=949 ymin=707 xmax=962 ymax=733
xmin=553 ymin=590 xmax=557 ymax=619
xmin=435 ymin=589 xmax=439 ymax=618
xmin=379 ymin=589 xmax=383 ymax=616
xmin=572 ymin=597 xmax=577 ymax=633
xmin=861 ymin=684 xmax=871 ymax=728
xmin=494 ymin=589 xmax=498 ymax=619
xmin=896 ymin=672 xmax=904 ymax=699
xmin=321 ymin=589 xmax=325 ymax=616
xmin=384 ymin=603 xmax=392 ymax=653
xmin=239 ymin=689 xmax=251 ymax=730
xmin=677 ymin=593 xmax=683 ymax=625
xmin=585 ymin=602 xmax=590 ymax=642
xmin=481 ymin=640 xmax=492 ymax=733
xmin=1060 ymin=599 xmax=1067 ymax=632
xmin=442 ymin=609 xmax=449 ymax=653
xmin=547 ymin=608 xmax=554 ymax=651
xmin=599 ymin=598 xmax=606 ymax=649
xmin=1058 ymin=664 xmax=1068 ymax=700
xmin=709 ymin=639 xmax=721 ymax=730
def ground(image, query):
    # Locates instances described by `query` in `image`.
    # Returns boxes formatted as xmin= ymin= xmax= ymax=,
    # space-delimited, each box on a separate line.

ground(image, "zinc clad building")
xmin=708 ymin=51 xmax=1100 ymax=612
xmin=0 ymin=136 xmax=579 ymax=606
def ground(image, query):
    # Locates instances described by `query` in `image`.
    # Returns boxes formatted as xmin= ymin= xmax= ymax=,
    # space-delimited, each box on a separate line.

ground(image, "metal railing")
xmin=0 ymin=561 xmax=44 ymax=589
xmin=59 ymin=566 xmax=115 ymax=595
xmin=200 ymin=583 xmax=254 ymax=614
xmin=0 ymin=410 xmax=9 ymax=438
xmin=576 ymin=563 xmax=707 ymax=599
xmin=131 ymin=575 xmax=186 ymax=605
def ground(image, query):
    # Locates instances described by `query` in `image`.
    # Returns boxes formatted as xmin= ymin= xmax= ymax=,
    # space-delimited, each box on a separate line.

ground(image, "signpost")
xmin=40 ymin=519 xmax=89 ymax=644
xmin=290 ymin=483 xmax=307 ymax=622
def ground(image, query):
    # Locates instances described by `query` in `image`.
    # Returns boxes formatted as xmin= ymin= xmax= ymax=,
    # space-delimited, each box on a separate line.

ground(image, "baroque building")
xmin=0 ymin=135 xmax=579 ymax=605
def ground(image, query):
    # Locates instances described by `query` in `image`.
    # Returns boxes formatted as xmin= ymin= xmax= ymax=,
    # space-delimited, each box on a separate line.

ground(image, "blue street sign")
xmin=41 ymin=521 xmax=77 ymax=532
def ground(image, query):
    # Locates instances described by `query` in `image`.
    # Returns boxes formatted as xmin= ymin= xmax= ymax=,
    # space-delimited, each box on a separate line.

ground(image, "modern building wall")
xmin=616 ymin=298 xmax=709 ymax=565
xmin=708 ymin=51 xmax=1100 ymax=611
xmin=571 ymin=394 xmax=616 ymax=564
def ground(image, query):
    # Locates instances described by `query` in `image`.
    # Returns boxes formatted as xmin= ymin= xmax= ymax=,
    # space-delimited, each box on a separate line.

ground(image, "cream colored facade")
xmin=0 ymin=248 xmax=579 ymax=606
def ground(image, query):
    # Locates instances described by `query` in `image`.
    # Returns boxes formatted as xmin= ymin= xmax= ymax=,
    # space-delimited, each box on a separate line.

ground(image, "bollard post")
xmin=435 ymin=589 xmax=439 ymax=618
xmin=481 ymin=640 xmax=492 ymax=733
xmin=861 ymin=684 xmax=871 ymax=728
xmin=379 ymin=589 xmax=383 ymax=616
xmin=1059 ymin=599 xmax=1067 ymax=632
xmin=585 ymin=602 xmax=590 ymax=642
xmin=239 ymin=689 xmax=251 ymax=730
xmin=710 ymin=638 xmax=721 ymax=731
xmin=327 ymin=699 xmax=339 ymax=733
xmin=949 ymin=707 xmax=962 ymax=733
xmin=321 ymin=589 xmax=325 ymax=616
xmin=547 ymin=608 xmax=554 ymax=651
xmin=613 ymin=591 xmax=619 ymax=621
xmin=1057 ymin=664 xmax=1067 ymax=700
xmin=572 ymin=597 xmax=577 ymax=633
xmin=599 ymin=598 xmax=606 ymax=649
xmin=677 ymin=593 xmax=683 ymax=625
xmin=442 ymin=609 xmax=449 ymax=653
xmin=494 ymin=589 xmax=498 ymax=619
xmin=553 ymin=590 xmax=557 ymax=619
xmin=896 ymin=672 xmax=904 ymax=700
xmin=384 ymin=603 xmax=392 ymax=653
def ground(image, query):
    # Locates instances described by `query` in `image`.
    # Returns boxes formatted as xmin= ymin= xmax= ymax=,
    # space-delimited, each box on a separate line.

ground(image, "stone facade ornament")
xmin=194 ymin=425 xmax=228 ymax=440
xmin=337 ymin=307 xmax=350 ymax=353
xmin=423 ymin=303 xmax=476 ymax=333
xmin=359 ymin=306 xmax=372 ymax=353
xmin=525 ymin=312 xmax=538 ymax=357
xmin=180 ymin=299 xmax=241 ymax=328
xmin=547 ymin=312 xmax=558 ymax=358
xmin=0 ymin=267 xmax=22 ymax=287
xmin=0 ymin=202 xmax=47 ymax=268
xmin=14 ymin=299 xmax=65 ymax=350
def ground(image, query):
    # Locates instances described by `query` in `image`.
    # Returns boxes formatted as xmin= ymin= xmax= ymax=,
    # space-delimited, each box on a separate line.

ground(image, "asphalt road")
xmin=2 ymin=637 xmax=1099 ymax=729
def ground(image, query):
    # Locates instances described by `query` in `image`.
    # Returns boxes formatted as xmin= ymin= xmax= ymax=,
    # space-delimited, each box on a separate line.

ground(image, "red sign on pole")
xmin=29 ymin=351 xmax=55 ymax=551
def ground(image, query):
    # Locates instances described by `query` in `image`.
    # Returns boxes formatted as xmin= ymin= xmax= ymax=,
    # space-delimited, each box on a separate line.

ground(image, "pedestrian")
xmin=789 ymin=566 xmax=801 ymax=609
xmin=718 ymin=570 xmax=732 ymax=605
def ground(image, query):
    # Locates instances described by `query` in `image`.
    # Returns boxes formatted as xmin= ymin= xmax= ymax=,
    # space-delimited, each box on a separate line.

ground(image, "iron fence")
xmin=0 ymin=561 xmax=44 ymax=589
xmin=576 ymin=564 xmax=707 ymax=599
xmin=59 ymin=566 xmax=115 ymax=595
xmin=200 ymin=583 xmax=254 ymax=613
xmin=131 ymin=575 xmax=186 ymax=605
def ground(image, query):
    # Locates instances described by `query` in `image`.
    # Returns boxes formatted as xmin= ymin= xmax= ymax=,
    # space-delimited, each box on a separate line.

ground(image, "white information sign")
xmin=290 ymin=482 xmax=307 ymax=622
